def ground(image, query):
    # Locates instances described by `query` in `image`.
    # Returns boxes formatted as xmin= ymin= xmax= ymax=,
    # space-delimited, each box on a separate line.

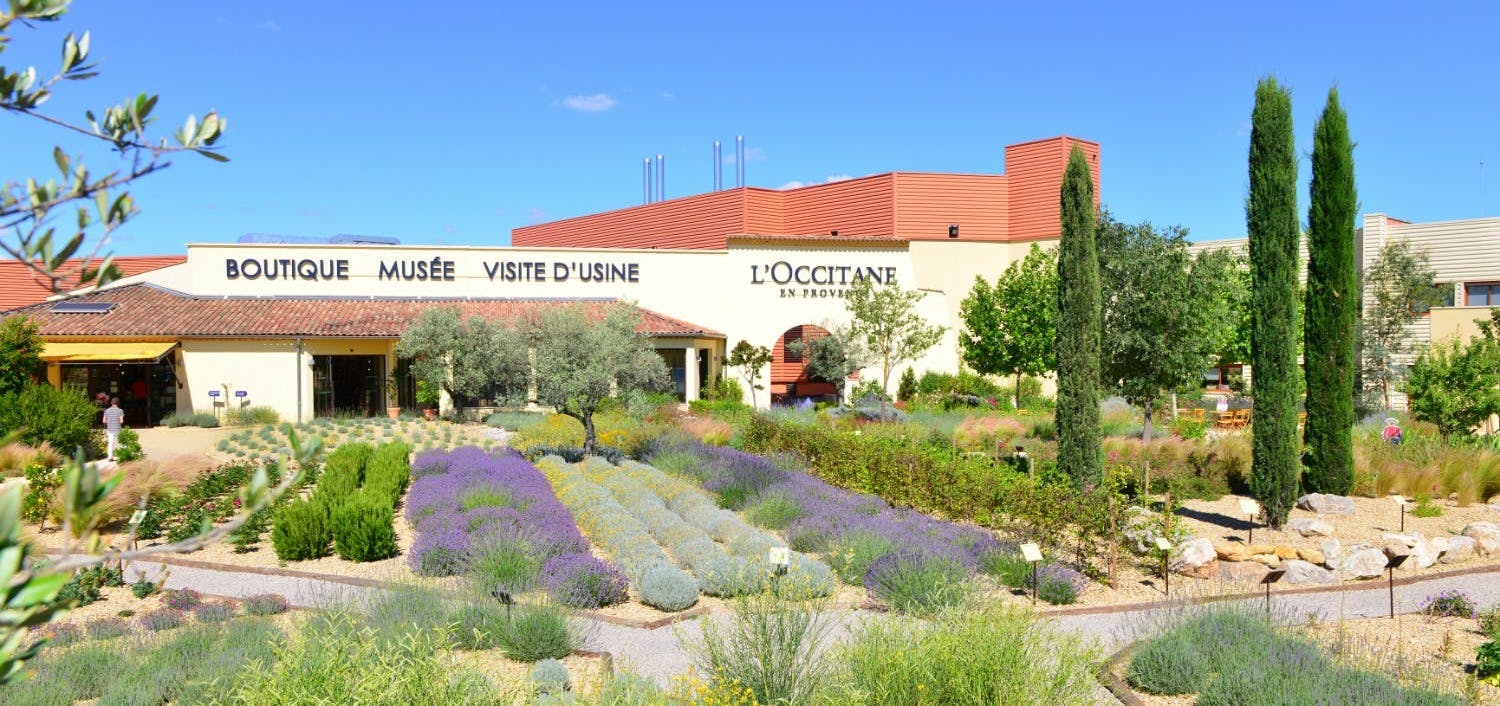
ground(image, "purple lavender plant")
xmin=542 ymin=554 xmax=629 ymax=608
xmin=405 ymin=447 xmax=623 ymax=597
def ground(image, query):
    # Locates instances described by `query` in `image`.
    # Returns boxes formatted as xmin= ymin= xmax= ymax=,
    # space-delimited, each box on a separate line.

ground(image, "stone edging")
xmin=1035 ymin=561 xmax=1500 ymax=618
xmin=139 ymin=553 xmax=712 ymax=630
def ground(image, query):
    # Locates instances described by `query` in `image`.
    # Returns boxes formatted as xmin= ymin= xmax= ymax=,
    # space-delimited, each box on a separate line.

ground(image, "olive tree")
xmin=723 ymin=340 xmax=773 ymax=408
xmin=2 ymin=0 xmax=227 ymax=295
xmin=789 ymin=325 xmax=867 ymax=402
xmin=397 ymin=308 xmax=530 ymax=407
xmin=532 ymin=303 xmax=669 ymax=454
xmin=842 ymin=277 xmax=945 ymax=416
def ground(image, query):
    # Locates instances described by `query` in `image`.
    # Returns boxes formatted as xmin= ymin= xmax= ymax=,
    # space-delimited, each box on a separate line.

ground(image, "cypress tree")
xmin=1247 ymin=78 xmax=1301 ymax=528
xmin=1055 ymin=145 xmax=1102 ymax=488
xmin=1303 ymin=88 xmax=1358 ymax=495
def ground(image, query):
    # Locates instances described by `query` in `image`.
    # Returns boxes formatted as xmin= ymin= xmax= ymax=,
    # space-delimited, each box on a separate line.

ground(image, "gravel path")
xmin=138 ymin=557 xmax=1500 ymax=703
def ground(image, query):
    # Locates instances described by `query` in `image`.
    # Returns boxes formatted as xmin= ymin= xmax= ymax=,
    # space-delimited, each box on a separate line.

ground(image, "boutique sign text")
xmin=749 ymin=261 xmax=899 ymax=299
xmin=223 ymin=255 xmax=640 ymax=284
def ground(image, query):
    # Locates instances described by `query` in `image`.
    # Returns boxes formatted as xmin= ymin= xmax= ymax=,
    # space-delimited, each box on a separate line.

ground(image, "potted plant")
xmin=383 ymin=374 xmax=402 ymax=420
xmin=415 ymin=379 xmax=440 ymax=420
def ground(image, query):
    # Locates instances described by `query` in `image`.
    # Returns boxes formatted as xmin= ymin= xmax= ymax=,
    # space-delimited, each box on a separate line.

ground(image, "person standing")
xmin=103 ymin=397 xmax=125 ymax=461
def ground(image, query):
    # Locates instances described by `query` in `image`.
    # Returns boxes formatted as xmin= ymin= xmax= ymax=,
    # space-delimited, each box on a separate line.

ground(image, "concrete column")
xmin=46 ymin=362 xmax=61 ymax=388
xmin=684 ymin=346 xmax=700 ymax=402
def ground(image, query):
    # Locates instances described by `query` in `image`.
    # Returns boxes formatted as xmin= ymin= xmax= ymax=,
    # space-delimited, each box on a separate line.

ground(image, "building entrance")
xmin=60 ymin=362 xmax=177 ymax=427
xmin=312 ymin=355 xmax=384 ymax=417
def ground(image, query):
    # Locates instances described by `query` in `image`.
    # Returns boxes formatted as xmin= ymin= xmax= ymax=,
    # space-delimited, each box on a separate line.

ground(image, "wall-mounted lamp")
xmin=948 ymin=224 xmax=959 ymax=238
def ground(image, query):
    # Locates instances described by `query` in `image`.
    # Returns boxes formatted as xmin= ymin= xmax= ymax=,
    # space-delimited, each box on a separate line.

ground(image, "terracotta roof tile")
xmin=6 ymin=283 xmax=722 ymax=339
xmin=0 ymin=256 xmax=187 ymax=312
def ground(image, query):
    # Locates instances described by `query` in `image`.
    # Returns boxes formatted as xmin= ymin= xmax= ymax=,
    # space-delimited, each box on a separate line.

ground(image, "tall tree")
xmin=842 ymin=277 xmax=945 ymax=417
xmin=2 ymin=1 xmax=227 ymax=296
xmin=723 ymin=340 xmax=773 ymax=408
xmin=1407 ymin=332 xmax=1500 ymax=439
xmin=1302 ymin=88 xmax=1360 ymax=495
xmin=1246 ymin=77 xmax=1301 ymax=529
xmin=1359 ymin=240 xmax=1443 ymax=411
xmin=532 ymin=303 xmax=669 ymax=454
xmin=1098 ymin=215 xmax=1239 ymax=442
xmin=1055 ymin=145 xmax=1102 ymax=488
xmin=959 ymin=243 xmax=1057 ymax=409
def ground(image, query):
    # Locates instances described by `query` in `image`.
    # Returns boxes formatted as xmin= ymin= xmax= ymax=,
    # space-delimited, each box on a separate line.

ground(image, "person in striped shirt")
xmin=103 ymin=397 xmax=125 ymax=461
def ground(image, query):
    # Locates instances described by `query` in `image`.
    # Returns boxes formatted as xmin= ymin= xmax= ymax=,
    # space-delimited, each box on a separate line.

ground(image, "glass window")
xmin=1467 ymin=283 xmax=1500 ymax=307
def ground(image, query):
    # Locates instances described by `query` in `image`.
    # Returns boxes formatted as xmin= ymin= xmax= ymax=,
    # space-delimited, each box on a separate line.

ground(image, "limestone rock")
xmin=1219 ymin=560 xmax=1270 ymax=584
xmin=1440 ymin=536 xmax=1476 ymax=564
xmin=1465 ymin=522 xmax=1500 ymax=556
xmin=1249 ymin=553 xmax=1281 ymax=569
xmin=1339 ymin=547 xmax=1388 ymax=579
xmin=1382 ymin=541 xmax=1412 ymax=560
xmin=1216 ymin=543 xmax=1251 ymax=563
xmin=1296 ymin=547 xmax=1326 ymax=566
xmin=1170 ymin=538 xmax=1218 ymax=573
xmin=1281 ymin=559 xmax=1337 ymax=585
xmin=1411 ymin=537 xmax=1441 ymax=569
xmin=1287 ymin=518 xmax=1334 ymax=537
xmin=1320 ymin=539 xmax=1343 ymax=566
xmin=1273 ymin=545 xmax=1299 ymax=560
xmin=1247 ymin=544 xmax=1277 ymax=556
xmin=1296 ymin=493 xmax=1356 ymax=516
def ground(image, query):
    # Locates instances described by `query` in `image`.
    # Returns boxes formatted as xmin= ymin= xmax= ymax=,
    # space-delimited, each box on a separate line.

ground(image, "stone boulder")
xmin=1383 ymin=532 xmax=1440 ymax=569
xmin=1219 ymin=561 xmax=1271 ymax=584
xmin=1281 ymin=559 xmax=1337 ymax=585
xmin=1216 ymin=543 xmax=1251 ymax=563
xmin=1339 ymin=546 xmax=1388 ymax=579
xmin=1296 ymin=547 xmax=1326 ymax=566
xmin=1170 ymin=538 xmax=1218 ymax=575
xmin=1464 ymin=522 xmax=1500 ymax=556
xmin=1287 ymin=518 xmax=1334 ymax=537
xmin=1440 ymin=536 xmax=1476 ymax=564
xmin=1249 ymin=553 xmax=1281 ymax=569
xmin=1320 ymin=539 xmax=1343 ymax=566
xmin=1296 ymin=493 xmax=1356 ymax=516
xmin=1273 ymin=545 xmax=1299 ymax=560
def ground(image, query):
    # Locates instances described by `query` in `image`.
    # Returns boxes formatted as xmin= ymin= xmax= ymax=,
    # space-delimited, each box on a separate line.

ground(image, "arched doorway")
xmin=770 ymin=324 xmax=841 ymax=404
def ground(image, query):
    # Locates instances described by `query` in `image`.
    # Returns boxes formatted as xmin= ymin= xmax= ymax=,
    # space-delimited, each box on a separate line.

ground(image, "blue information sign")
xmin=207 ymin=390 xmax=220 ymax=397
xmin=234 ymin=390 xmax=248 ymax=398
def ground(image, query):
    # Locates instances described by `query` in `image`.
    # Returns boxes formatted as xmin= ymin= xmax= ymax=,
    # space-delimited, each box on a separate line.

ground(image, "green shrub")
xmin=363 ymin=441 xmax=412 ymax=505
xmin=698 ymin=556 xmax=767 ymax=598
xmin=162 ymin=410 xmax=198 ymax=428
xmin=1480 ymin=606 xmax=1500 ymax=640
xmin=1170 ymin=415 xmax=1208 ymax=440
xmin=57 ymin=564 xmax=123 ymax=607
xmin=85 ymin=617 xmax=131 ymax=640
xmin=115 ymin=427 xmax=144 ymax=461
xmin=637 ymin=564 xmax=699 ymax=612
xmin=0 ymin=383 xmax=96 ymax=454
xmin=317 ymin=442 xmax=372 ymax=506
xmin=527 ymin=658 xmax=571 ymax=695
xmin=192 ymin=412 xmax=220 ymax=428
xmin=826 ymin=531 xmax=895 ymax=585
xmin=1411 ymin=492 xmax=1443 ymax=518
xmin=746 ymin=491 xmax=803 ymax=529
xmin=1127 ymin=632 xmax=1209 ymax=694
xmin=465 ymin=535 xmax=540 ymax=594
xmin=331 ymin=491 xmax=398 ymax=562
xmin=271 ymin=498 xmax=332 ymax=560
xmin=1478 ymin=640 xmax=1500 ymax=682
xmin=225 ymin=405 xmax=281 ymax=426
xmin=686 ymin=591 xmax=836 ymax=706
xmin=835 ymin=605 xmax=1098 ymax=705
xmin=21 ymin=461 xmax=58 ymax=525
xmin=244 ymin=594 xmax=291 ymax=616
xmin=496 ymin=602 xmax=582 ymax=662
xmin=978 ymin=548 xmax=1031 ymax=589
xmin=130 ymin=579 xmax=159 ymax=599
xmin=483 ymin=411 xmax=545 ymax=430
xmin=863 ymin=551 xmax=971 ymax=615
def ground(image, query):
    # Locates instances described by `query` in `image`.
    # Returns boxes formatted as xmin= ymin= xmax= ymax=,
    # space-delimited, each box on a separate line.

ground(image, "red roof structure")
xmin=512 ymin=136 xmax=1100 ymax=249
xmin=9 ymin=283 xmax=721 ymax=339
xmin=0 ymin=255 xmax=186 ymax=312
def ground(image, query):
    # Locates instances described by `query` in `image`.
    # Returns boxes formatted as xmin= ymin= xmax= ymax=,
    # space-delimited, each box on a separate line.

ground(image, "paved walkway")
xmin=135 ymin=557 xmax=1500 ymax=703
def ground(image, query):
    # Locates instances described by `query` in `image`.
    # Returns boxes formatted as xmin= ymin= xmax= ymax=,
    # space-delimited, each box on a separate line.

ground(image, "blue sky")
xmin=7 ymin=1 xmax=1498 ymax=254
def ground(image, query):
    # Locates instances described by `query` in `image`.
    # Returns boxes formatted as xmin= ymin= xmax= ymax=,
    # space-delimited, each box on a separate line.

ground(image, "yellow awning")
xmin=41 ymin=341 xmax=177 ymax=363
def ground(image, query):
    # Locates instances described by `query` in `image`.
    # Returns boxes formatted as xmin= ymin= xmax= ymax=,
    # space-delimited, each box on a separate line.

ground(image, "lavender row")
xmin=406 ymin=447 xmax=627 ymax=608
xmin=537 ymin=456 xmax=700 ymax=611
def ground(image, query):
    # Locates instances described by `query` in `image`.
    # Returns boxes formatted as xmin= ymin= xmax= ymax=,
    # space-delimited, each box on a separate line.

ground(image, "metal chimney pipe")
xmin=713 ymin=141 xmax=721 ymax=191
xmin=646 ymin=157 xmax=654 ymax=203
xmin=736 ymin=135 xmax=745 ymax=187
xmin=643 ymin=158 xmax=651 ymax=204
xmin=657 ymin=154 xmax=665 ymax=201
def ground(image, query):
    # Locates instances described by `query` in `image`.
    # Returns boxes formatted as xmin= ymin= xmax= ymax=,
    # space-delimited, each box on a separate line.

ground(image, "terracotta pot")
xmin=423 ymin=408 xmax=437 ymax=421
xmin=386 ymin=406 xmax=401 ymax=420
